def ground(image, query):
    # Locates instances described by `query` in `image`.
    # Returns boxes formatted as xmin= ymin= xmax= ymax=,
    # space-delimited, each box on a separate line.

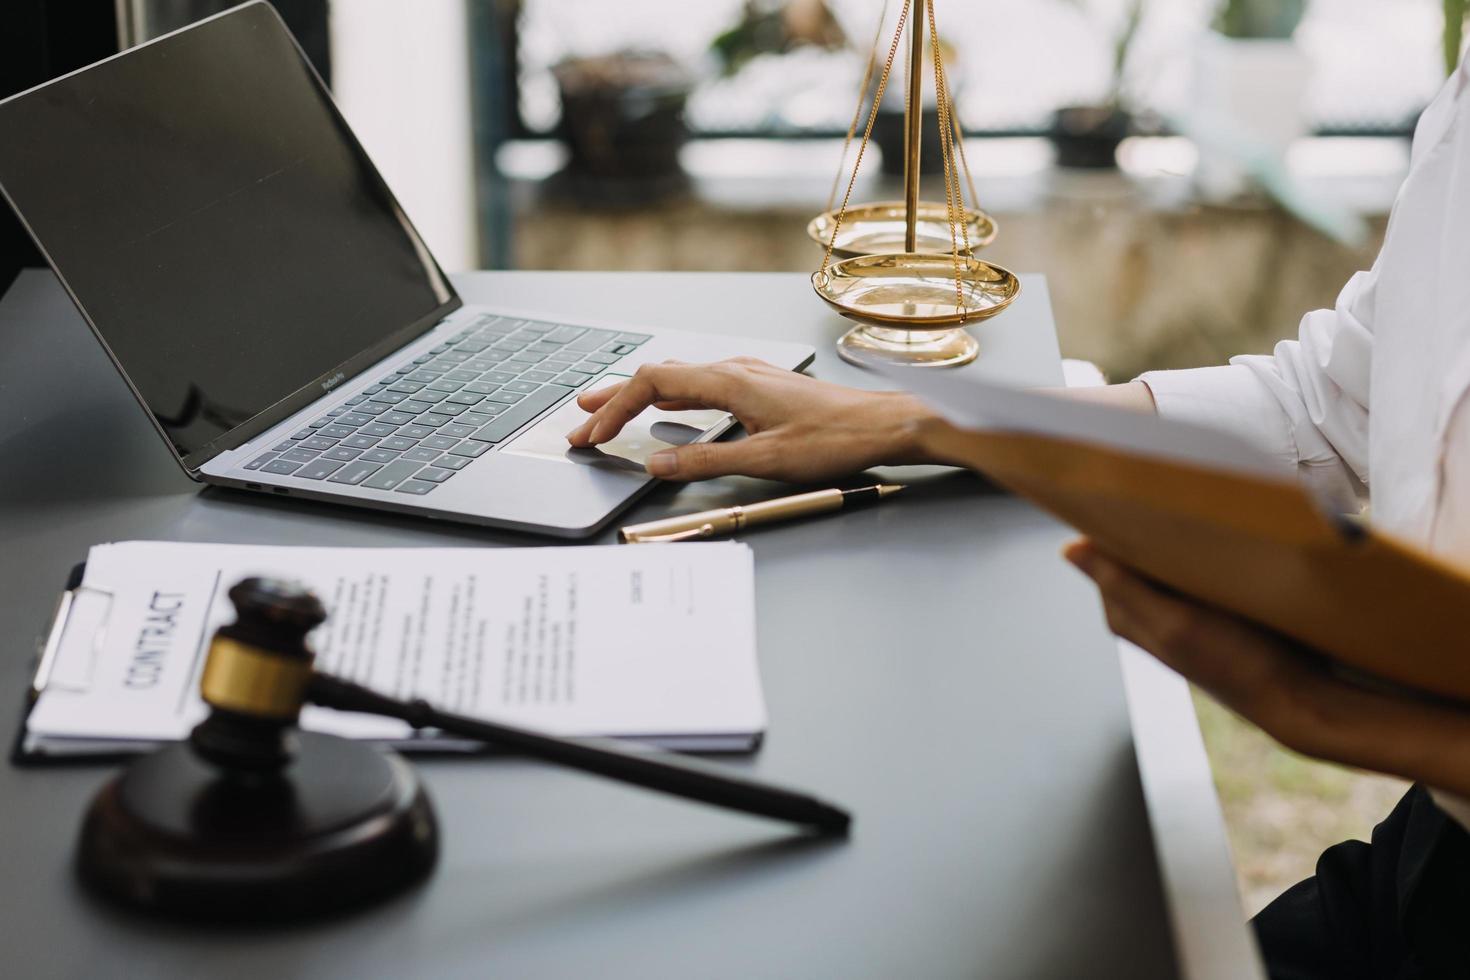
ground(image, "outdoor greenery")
xmin=1213 ymin=0 xmax=1306 ymax=40
xmin=1449 ymin=0 xmax=1469 ymax=76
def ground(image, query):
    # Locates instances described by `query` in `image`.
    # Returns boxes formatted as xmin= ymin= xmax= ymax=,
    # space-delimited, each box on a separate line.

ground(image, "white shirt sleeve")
xmin=1138 ymin=270 xmax=1377 ymax=512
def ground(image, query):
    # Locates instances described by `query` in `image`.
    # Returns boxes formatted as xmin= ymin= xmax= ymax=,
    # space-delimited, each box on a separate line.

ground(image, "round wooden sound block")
xmin=77 ymin=732 xmax=438 ymax=922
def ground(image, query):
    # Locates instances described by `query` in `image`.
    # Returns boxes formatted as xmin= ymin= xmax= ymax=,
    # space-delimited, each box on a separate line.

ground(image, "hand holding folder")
xmin=888 ymin=366 xmax=1470 ymax=705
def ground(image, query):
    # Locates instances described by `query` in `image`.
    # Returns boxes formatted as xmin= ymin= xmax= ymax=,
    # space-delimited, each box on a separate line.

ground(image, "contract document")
xmin=20 ymin=541 xmax=764 ymax=758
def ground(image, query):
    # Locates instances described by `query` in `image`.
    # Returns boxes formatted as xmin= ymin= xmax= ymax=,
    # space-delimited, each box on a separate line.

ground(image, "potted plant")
xmin=1049 ymin=0 xmax=1146 ymax=170
xmin=551 ymin=50 xmax=695 ymax=203
xmin=1190 ymin=0 xmax=1311 ymax=200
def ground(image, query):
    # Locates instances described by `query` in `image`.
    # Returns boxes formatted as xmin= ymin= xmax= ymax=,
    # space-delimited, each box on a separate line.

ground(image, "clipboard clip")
xmin=31 ymin=583 xmax=116 ymax=701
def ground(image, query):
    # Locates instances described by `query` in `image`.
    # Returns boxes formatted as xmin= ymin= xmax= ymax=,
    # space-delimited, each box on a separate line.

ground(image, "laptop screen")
xmin=0 ymin=3 xmax=458 ymax=467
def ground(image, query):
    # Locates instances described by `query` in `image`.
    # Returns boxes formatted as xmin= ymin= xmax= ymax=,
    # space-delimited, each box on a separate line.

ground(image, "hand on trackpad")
xmin=502 ymin=375 xmax=730 ymax=468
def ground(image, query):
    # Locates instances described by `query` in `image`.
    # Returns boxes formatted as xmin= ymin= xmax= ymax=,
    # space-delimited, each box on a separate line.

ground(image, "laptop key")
xmin=328 ymin=460 xmax=383 ymax=485
xmin=567 ymin=329 xmax=619 ymax=352
xmin=528 ymin=341 xmax=563 ymax=354
xmin=360 ymin=448 xmax=400 ymax=464
xmin=520 ymin=370 xmax=557 ymax=383
xmin=431 ymin=454 xmax=471 ymax=471
xmin=291 ymin=428 xmax=314 ymax=440
xmin=355 ymin=403 xmax=389 ymax=416
xmin=455 ymin=341 xmax=491 ymax=353
xmin=261 ymin=459 xmax=303 ymax=475
xmin=341 ymin=434 xmax=379 ymax=450
xmin=553 ymin=372 xmax=594 ymax=387
xmin=297 ymin=458 xmax=345 ymax=480
xmin=399 ymin=424 xmax=435 ymax=440
xmin=411 ymin=389 xmax=448 ymax=404
xmin=389 ymin=381 xmax=425 ymax=394
xmin=403 ymin=446 xmax=442 ymax=462
xmin=444 ymin=369 xmax=480 ymax=382
xmin=439 ymin=422 xmax=476 ymax=439
xmin=446 ymin=392 xmax=482 ymax=405
xmin=459 ymin=411 xmax=494 ymax=427
xmin=470 ymin=385 xmax=567 ymax=443
xmin=428 ymin=378 xmax=462 ymax=392
xmin=362 ymin=422 xmax=397 ymax=437
xmin=299 ymin=435 xmax=339 ymax=451
xmin=504 ymin=381 xmax=541 ymax=394
xmin=614 ymin=332 xmax=651 ymax=345
xmin=433 ymin=402 xmax=470 ymax=416
xmin=405 ymin=369 xmax=440 ymax=383
xmin=282 ymin=448 xmax=320 ymax=464
xmin=582 ymin=351 xmax=620 ymax=365
xmin=421 ymin=434 xmax=459 ymax=451
xmin=345 ymin=394 xmax=368 ymax=405
xmin=448 ymin=439 xmax=491 ymax=458
xmin=414 ymin=413 xmax=452 ymax=427
xmin=362 ymin=460 xmax=423 ymax=490
xmin=416 ymin=467 xmax=455 ymax=483
xmin=370 ymin=390 xmax=409 ymax=405
xmin=574 ymin=361 xmax=608 ymax=376
xmin=363 ymin=385 xmax=383 ymax=395
xmin=400 ymin=399 xmax=436 ymax=415
xmin=308 ymin=418 xmax=332 ymax=429
xmin=482 ymin=370 xmax=518 ymax=385
xmin=321 ymin=447 xmax=361 ymax=462
xmin=327 ymin=406 xmax=348 ymax=417
xmin=463 ymin=382 xmax=499 ymax=395
xmin=382 ymin=410 xmax=417 ymax=425
xmin=318 ymin=424 xmax=354 ymax=440
xmin=244 ymin=453 xmax=279 ymax=470
xmin=339 ymin=413 xmax=373 ymax=426
xmin=380 ymin=436 xmax=417 ymax=451
xmin=545 ymin=325 xmax=587 ymax=343
xmin=486 ymin=391 xmax=524 ymax=405
xmin=517 ymin=321 xmax=554 ymax=335
xmin=274 ymin=441 xmax=296 ymax=453
xmin=508 ymin=352 xmax=545 ymax=364
xmin=395 ymin=480 xmax=437 ymax=495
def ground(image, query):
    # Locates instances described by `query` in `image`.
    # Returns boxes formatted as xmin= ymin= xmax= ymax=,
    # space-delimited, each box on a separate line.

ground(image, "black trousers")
xmin=1253 ymin=785 xmax=1470 ymax=979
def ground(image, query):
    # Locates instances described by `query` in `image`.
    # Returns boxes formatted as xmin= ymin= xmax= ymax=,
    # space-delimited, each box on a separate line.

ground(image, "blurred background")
xmin=4 ymin=0 xmax=1462 ymax=916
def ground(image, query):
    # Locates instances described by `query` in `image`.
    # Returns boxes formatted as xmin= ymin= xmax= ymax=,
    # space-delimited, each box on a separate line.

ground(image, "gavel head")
xmin=188 ymin=577 xmax=326 ymax=773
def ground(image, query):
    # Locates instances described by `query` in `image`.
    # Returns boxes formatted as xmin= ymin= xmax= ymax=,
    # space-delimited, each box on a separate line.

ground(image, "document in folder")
xmin=891 ymin=367 xmax=1470 ymax=704
xmin=21 ymin=541 xmax=764 ymax=759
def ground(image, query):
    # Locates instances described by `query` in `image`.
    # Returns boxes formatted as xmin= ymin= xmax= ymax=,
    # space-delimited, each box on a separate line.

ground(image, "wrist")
xmin=877 ymin=392 xmax=944 ymax=465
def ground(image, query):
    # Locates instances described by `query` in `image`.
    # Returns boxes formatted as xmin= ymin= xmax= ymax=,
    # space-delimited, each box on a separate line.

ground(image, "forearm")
xmin=886 ymin=381 xmax=1156 ymax=466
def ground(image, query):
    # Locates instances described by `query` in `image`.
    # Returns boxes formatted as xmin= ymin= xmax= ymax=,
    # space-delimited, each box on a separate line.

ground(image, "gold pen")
xmin=620 ymin=484 xmax=906 ymax=543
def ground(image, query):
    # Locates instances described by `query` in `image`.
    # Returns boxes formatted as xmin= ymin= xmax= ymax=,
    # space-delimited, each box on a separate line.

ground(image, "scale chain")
xmin=819 ymin=0 xmax=913 ymax=279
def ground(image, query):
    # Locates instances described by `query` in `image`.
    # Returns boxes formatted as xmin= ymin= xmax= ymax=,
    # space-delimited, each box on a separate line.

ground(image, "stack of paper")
xmin=22 ymin=541 xmax=764 ymax=758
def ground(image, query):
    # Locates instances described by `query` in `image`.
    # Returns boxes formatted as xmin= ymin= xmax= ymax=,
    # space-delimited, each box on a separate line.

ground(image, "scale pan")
xmin=807 ymin=201 xmax=998 ymax=259
xmin=811 ymin=252 xmax=1020 ymax=330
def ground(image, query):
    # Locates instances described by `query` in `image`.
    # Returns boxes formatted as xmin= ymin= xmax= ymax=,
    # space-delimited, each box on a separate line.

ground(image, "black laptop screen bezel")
xmin=0 ymin=1 xmax=462 ymax=476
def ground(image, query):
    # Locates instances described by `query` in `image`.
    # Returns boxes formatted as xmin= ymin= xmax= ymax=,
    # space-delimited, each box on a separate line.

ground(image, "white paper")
xmin=27 ymin=541 xmax=763 ymax=752
xmin=876 ymin=362 xmax=1291 ymax=484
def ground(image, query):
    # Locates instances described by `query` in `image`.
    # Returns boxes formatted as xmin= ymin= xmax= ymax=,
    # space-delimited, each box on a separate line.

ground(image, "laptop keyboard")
xmin=242 ymin=315 xmax=649 ymax=495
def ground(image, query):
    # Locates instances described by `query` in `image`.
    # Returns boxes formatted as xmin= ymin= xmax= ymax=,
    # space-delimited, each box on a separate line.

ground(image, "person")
xmin=567 ymin=48 xmax=1470 ymax=980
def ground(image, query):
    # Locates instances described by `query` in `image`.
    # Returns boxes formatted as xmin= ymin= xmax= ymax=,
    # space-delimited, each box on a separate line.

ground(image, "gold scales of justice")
xmin=808 ymin=0 xmax=1020 ymax=367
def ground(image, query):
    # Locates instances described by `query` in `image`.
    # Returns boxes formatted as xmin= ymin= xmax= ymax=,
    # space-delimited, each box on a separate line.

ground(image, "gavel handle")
xmin=306 ymin=672 xmax=851 ymax=836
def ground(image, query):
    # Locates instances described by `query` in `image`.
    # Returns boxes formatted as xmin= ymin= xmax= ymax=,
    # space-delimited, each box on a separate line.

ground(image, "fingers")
xmin=576 ymin=381 xmax=707 ymax=416
xmin=645 ymin=436 xmax=771 ymax=481
xmin=567 ymin=363 xmax=739 ymax=447
xmin=1063 ymin=539 xmax=1470 ymax=793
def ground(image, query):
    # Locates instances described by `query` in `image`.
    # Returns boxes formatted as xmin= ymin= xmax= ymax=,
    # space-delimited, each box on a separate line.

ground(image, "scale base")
xmin=837 ymin=323 xmax=979 ymax=368
xmin=76 ymin=732 xmax=438 ymax=922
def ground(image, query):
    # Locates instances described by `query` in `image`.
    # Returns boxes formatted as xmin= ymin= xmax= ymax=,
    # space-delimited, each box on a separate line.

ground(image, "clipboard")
xmin=916 ymin=419 xmax=1470 ymax=704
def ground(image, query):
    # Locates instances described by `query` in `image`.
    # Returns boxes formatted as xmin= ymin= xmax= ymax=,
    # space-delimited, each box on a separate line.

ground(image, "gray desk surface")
xmin=0 ymin=269 xmax=1181 ymax=979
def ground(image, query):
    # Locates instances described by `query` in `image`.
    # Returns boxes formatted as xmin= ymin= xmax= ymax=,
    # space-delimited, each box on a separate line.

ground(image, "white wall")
xmin=329 ymin=0 xmax=479 ymax=271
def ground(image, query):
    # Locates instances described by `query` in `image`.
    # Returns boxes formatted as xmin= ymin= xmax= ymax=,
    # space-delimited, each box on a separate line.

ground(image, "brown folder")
xmin=916 ymin=419 xmax=1470 ymax=703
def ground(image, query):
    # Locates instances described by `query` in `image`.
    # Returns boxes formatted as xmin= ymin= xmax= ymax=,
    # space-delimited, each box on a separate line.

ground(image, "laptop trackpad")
xmin=502 ymin=375 xmax=731 ymax=470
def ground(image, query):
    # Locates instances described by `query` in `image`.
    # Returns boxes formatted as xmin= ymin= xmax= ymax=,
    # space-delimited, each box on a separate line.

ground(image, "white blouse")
xmin=1138 ymin=52 xmax=1470 ymax=827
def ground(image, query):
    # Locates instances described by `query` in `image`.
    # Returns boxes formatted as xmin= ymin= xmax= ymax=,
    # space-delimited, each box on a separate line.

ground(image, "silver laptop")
xmin=0 ymin=2 xmax=812 ymax=538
